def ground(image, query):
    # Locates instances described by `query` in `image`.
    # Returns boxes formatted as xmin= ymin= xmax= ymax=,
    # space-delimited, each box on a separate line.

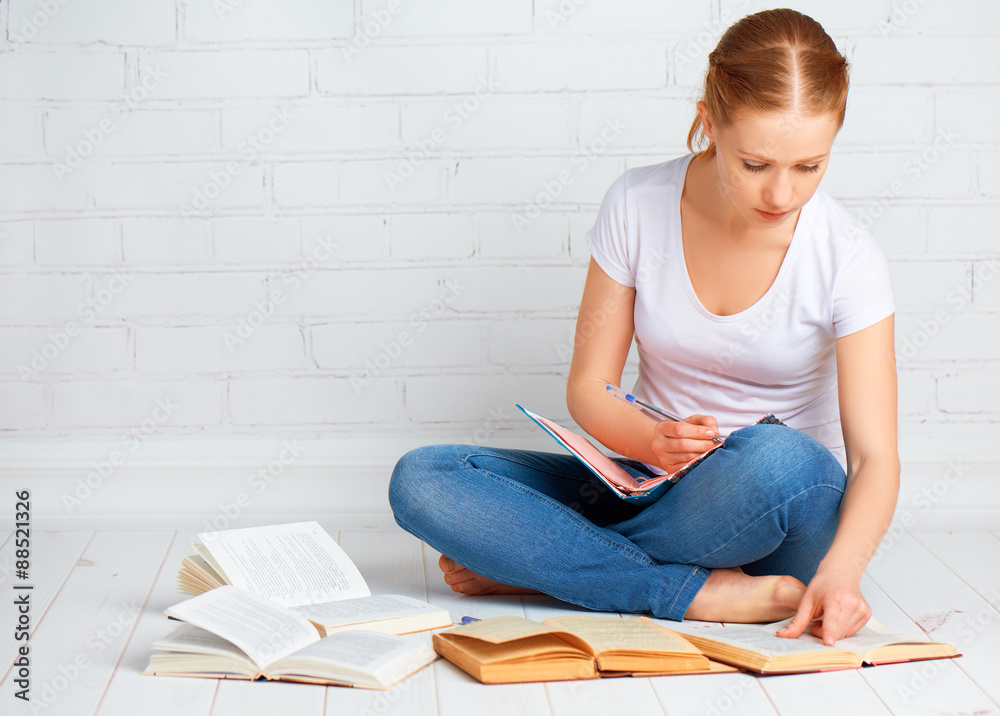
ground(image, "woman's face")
xmin=704 ymin=107 xmax=841 ymax=229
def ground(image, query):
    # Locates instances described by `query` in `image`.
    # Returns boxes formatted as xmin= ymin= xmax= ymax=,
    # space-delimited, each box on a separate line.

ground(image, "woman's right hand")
xmin=650 ymin=414 xmax=720 ymax=474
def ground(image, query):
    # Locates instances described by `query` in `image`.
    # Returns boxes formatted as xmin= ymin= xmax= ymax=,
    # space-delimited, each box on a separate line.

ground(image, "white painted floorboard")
xmin=0 ymin=529 xmax=993 ymax=716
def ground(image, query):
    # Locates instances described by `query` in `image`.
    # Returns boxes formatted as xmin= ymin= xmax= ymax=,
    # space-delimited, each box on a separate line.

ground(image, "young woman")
xmin=389 ymin=9 xmax=899 ymax=645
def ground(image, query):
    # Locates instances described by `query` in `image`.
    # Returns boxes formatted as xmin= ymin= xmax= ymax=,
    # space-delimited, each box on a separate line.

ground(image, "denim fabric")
xmin=388 ymin=422 xmax=846 ymax=621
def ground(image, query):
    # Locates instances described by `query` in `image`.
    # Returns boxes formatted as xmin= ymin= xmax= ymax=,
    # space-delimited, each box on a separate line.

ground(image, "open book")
xmin=178 ymin=521 xmax=370 ymax=605
xmin=177 ymin=522 xmax=451 ymax=636
xmin=432 ymin=615 xmax=734 ymax=684
xmin=671 ymin=617 xmax=961 ymax=674
xmin=143 ymin=586 xmax=438 ymax=689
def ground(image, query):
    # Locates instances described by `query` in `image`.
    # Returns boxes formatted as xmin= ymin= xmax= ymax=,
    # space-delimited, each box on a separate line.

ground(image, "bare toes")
xmin=443 ymin=568 xmax=471 ymax=585
xmin=449 ymin=580 xmax=478 ymax=594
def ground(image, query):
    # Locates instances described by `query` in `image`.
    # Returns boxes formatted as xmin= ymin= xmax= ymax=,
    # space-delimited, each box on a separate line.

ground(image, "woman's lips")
xmin=756 ymin=208 xmax=791 ymax=221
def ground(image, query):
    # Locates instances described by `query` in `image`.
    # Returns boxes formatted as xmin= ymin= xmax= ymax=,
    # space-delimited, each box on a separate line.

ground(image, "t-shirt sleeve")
xmin=584 ymin=173 xmax=635 ymax=287
xmin=832 ymin=229 xmax=896 ymax=338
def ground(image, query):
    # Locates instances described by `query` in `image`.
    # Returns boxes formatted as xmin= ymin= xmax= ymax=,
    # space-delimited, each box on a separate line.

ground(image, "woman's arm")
xmin=777 ymin=313 xmax=900 ymax=644
xmin=567 ymin=259 xmax=720 ymax=471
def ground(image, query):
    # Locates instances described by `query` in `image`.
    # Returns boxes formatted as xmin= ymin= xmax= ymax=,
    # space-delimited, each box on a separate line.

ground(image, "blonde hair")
xmin=687 ymin=8 xmax=850 ymax=157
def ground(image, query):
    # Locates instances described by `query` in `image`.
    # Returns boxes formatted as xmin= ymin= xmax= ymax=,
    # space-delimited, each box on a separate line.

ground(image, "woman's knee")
xmin=721 ymin=423 xmax=846 ymax=499
xmin=387 ymin=444 xmax=470 ymax=525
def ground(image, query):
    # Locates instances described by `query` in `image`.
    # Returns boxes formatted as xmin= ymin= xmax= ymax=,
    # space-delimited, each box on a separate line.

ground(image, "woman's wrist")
xmin=815 ymin=549 xmax=867 ymax=584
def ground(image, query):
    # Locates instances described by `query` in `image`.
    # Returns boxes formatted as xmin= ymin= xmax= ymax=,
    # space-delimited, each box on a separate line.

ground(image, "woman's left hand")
xmin=775 ymin=564 xmax=871 ymax=645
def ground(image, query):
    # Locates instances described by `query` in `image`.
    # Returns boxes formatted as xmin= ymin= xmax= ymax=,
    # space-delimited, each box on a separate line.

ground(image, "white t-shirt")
xmin=585 ymin=154 xmax=895 ymax=470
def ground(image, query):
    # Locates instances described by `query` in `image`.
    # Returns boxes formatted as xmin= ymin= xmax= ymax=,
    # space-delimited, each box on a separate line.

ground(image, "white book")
xmin=175 ymin=521 xmax=452 ymax=636
xmin=292 ymin=594 xmax=453 ymax=637
xmin=143 ymin=586 xmax=438 ymax=689
xmin=180 ymin=521 xmax=370 ymax=606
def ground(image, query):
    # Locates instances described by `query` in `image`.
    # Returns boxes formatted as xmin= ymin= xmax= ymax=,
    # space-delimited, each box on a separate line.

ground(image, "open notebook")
xmin=516 ymin=405 xmax=783 ymax=503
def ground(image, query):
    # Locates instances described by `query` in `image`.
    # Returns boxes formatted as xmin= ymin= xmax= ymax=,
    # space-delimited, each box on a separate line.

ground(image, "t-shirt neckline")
xmin=673 ymin=152 xmax=810 ymax=322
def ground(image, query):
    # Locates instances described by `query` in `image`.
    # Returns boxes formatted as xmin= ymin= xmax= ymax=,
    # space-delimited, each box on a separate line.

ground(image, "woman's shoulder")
xmin=804 ymin=188 xmax=879 ymax=250
xmin=612 ymin=154 xmax=693 ymax=196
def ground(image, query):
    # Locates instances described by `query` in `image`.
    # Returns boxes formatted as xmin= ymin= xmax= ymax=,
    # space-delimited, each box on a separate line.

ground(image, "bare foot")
xmin=685 ymin=567 xmax=806 ymax=623
xmin=438 ymin=555 xmax=541 ymax=596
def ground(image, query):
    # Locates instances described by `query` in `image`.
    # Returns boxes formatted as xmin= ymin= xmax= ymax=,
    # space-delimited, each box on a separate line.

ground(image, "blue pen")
xmin=606 ymin=384 xmax=725 ymax=443
xmin=460 ymin=616 xmax=481 ymax=625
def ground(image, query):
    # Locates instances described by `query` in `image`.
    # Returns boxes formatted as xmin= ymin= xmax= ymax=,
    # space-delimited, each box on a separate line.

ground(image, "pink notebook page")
xmin=527 ymin=411 xmax=647 ymax=493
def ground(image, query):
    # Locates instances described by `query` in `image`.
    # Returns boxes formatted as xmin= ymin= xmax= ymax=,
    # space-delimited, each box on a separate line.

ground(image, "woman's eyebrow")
xmin=739 ymin=150 xmax=830 ymax=164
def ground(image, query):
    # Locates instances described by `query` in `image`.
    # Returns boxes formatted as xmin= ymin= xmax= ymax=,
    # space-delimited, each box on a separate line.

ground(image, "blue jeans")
xmin=388 ymin=422 xmax=846 ymax=621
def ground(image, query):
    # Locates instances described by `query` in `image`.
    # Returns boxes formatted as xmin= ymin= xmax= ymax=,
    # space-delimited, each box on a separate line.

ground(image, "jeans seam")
xmin=460 ymin=454 xmax=658 ymax=566
xmin=691 ymin=483 xmax=844 ymax=564
xmin=463 ymin=449 xmax=616 ymax=483
xmin=667 ymin=565 xmax=706 ymax=619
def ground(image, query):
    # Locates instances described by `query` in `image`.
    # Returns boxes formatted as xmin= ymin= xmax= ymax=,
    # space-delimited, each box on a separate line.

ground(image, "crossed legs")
xmin=388 ymin=423 xmax=846 ymax=622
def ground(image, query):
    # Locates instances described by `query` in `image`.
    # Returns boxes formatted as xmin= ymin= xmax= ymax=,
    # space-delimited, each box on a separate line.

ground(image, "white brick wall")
xmin=8 ymin=0 xmax=177 ymax=46
xmin=1 ymin=0 xmax=998 ymax=481
xmin=315 ymin=46 xmax=489 ymax=96
xmin=0 ymin=51 xmax=125 ymax=100
xmin=180 ymin=1 xmax=353 ymax=43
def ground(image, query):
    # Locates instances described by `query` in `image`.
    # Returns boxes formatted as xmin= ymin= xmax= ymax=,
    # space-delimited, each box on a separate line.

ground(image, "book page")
xmin=271 ymin=631 xmax=437 ymax=688
xmin=518 ymin=408 xmax=646 ymax=492
xmin=544 ymin=616 xmax=701 ymax=655
xmin=282 ymin=631 xmax=432 ymax=671
xmin=292 ymin=594 xmax=444 ymax=624
xmin=191 ymin=543 xmax=226 ymax=579
xmin=442 ymin=616 xmax=593 ymax=653
xmin=153 ymin=624 xmax=252 ymax=659
xmin=686 ymin=625 xmax=839 ymax=657
xmin=178 ymin=554 xmax=225 ymax=594
xmin=196 ymin=521 xmax=370 ymax=606
xmin=165 ymin=585 xmax=320 ymax=669
xmin=765 ymin=617 xmax=932 ymax=655
xmin=441 ymin=616 xmax=559 ymax=643
xmin=183 ymin=554 xmax=222 ymax=582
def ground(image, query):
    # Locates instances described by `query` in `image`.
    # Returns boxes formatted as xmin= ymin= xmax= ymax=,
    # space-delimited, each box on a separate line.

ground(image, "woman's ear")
xmin=696 ymin=101 xmax=715 ymax=142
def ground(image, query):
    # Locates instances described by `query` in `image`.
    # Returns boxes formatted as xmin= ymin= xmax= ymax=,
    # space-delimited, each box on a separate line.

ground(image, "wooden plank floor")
xmin=1 ymin=527 xmax=997 ymax=716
